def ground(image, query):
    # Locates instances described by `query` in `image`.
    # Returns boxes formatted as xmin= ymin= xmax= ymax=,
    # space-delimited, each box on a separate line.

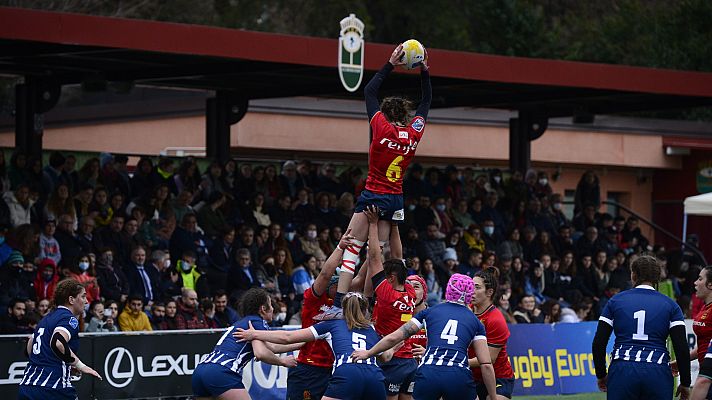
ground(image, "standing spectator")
xmin=39 ymin=219 xmax=61 ymax=266
xmin=124 ymin=246 xmax=159 ymax=305
xmin=0 ymin=298 xmax=31 ymax=333
xmin=67 ymin=254 xmax=101 ymax=304
xmin=150 ymin=302 xmax=168 ymax=330
xmin=33 ymin=258 xmax=59 ymax=302
xmin=574 ymin=170 xmax=600 ymax=215
xmin=513 ymin=295 xmax=544 ymax=323
xmin=118 ymin=294 xmax=152 ymax=331
xmin=174 ymin=288 xmax=208 ymax=329
xmin=4 ymin=183 xmax=34 ymax=227
xmin=95 ymin=248 xmax=129 ymax=304
xmin=213 ymin=290 xmax=239 ymax=328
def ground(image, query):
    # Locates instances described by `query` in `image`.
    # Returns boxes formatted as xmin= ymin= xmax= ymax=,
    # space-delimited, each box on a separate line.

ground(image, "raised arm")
xmin=389 ymin=223 xmax=403 ymax=260
xmin=365 ymin=44 xmax=404 ymax=121
xmin=415 ymin=48 xmax=432 ymax=120
xmin=313 ymin=228 xmax=355 ymax=296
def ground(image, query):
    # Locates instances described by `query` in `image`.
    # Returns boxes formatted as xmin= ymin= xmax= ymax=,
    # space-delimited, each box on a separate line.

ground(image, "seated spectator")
xmin=39 ymin=219 xmax=62 ymax=266
xmin=175 ymin=288 xmax=208 ymax=329
xmin=169 ymin=213 xmax=209 ymax=269
xmin=36 ymin=298 xmax=50 ymax=317
xmin=423 ymin=223 xmax=447 ymax=267
xmin=526 ymin=197 xmax=555 ymax=236
xmin=299 ymin=223 xmax=326 ymax=261
xmin=542 ymin=299 xmax=562 ymax=324
xmin=291 ymin=254 xmax=317 ymax=298
xmin=521 ymin=225 xmax=538 ymax=264
xmin=560 ymin=298 xmax=594 ymax=323
xmin=94 ymin=214 xmax=131 ymax=265
xmin=469 ymin=197 xmax=486 ymax=227
xmin=481 ymin=219 xmax=499 ymax=251
xmin=483 ymin=191 xmax=507 ymax=233
xmin=436 ymin=248 xmax=459 ymax=294
xmin=497 ymin=227 xmax=523 ymax=260
xmin=402 ymin=227 xmax=425 ymax=260
xmin=175 ymin=249 xmax=209 ymax=299
xmin=150 ymin=302 xmax=168 ymax=330
xmin=236 ymin=226 xmax=260 ymax=266
xmin=170 ymin=189 xmax=195 ymax=226
xmin=458 ymin=249 xmax=482 ymax=278
xmin=122 ymin=217 xmax=144 ymax=252
xmin=513 ymin=294 xmax=544 ymax=324
xmin=0 ymin=251 xmax=35 ymax=308
xmin=576 ymin=226 xmax=605 ymax=259
xmin=55 ymin=214 xmax=82 ymax=262
xmin=90 ymin=186 xmax=113 ymax=227
xmin=524 ymin=262 xmax=547 ymax=304
xmin=164 ymin=300 xmax=180 ymax=330
xmin=74 ymin=184 xmax=94 ymax=221
xmin=312 ymin=192 xmax=336 ymax=229
xmin=510 ymin=256 xmax=527 ymax=300
xmin=201 ymin=299 xmax=219 ymax=329
xmin=34 ymin=258 xmax=59 ymax=302
xmin=273 ymin=247 xmax=295 ymax=302
xmin=414 ymin=196 xmax=437 ymax=232
xmin=317 ymin=226 xmax=333 ymax=256
xmin=124 ymin=245 xmax=159 ymax=305
xmin=95 ymin=248 xmax=129 ymax=304
xmin=421 ymin=258 xmax=442 ymax=306
xmin=4 ymin=183 xmax=34 ymax=227
xmin=451 ymin=199 xmax=475 ymax=228
xmin=462 ymin=224 xmax=486 ymax=255
xmin=554 ymin=225 xmax=575 ymax=256
xmin=431 ymin=196 xmax=453 ymax=235
xmin=621 ymin=216 xmax=649 ymax=252
xmin=407 ymin=256 xmax=421 ymax=276
xmin=269 ymin=194 xmax=294 ymax=228
xmin=497 ymin=291 xmax=516 ymax=324
xmin=85 ymin=300 xmax=118 ymax=332
xmin=213 ymin=290 xmax=239 ymax=328
xmin=118 ymin=294 xmax=152 ymax=331
xmin=0 ymin=298 xmax=32 ymax=333
xmin=333 ymin=193 xmax=355 ymax=231
xmin=197 ymin=191 xmax=227 ymax=240
xmin=227 ymin=248 xmax=269 ymax=299
xmin=572 ymin=204 xmax=599 ymax=233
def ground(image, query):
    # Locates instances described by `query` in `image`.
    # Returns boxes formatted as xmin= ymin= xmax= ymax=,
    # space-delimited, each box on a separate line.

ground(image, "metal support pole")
xmin=206 ymin=92 xmax=248 ymax=163
xmin=508 ymin=111 xmax=548 ymax=173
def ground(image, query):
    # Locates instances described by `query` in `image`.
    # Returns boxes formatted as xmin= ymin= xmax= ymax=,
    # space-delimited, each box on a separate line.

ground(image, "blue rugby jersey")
xmin=600 ymin=285 xmax=685 ymax=365
xmin=411 ymin=302 xmax=487 ymax=369
xmin=310 ymin=319 xmax=381 ymax=369
xmin=199 ymin=315 xmax=269 ymax=373
xmin=20 ymin=306 xmax=80 ymax=391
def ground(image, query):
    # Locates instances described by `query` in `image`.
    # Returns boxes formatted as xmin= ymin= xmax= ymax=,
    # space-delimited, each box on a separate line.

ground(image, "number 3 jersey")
xmin=310 ymin=319 xmax=381 ymax=369
xmin=599 ymin=285 xmax=685 ymax=365
xmin=410 ymin=302 xmax=487 ymax=369
xmin=366 ymin=111 xmax=425 ymax=194
xmin=199 ymin=315 xmax=270 ymax=374
xmin=21 ymin=306 xmax=80 ymax=391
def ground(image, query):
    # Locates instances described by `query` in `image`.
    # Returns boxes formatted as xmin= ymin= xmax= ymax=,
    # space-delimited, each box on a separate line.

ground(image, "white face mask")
xmin=164 ymin=259 xmax=171 ymax=269
xmin=483 ymin=226 xmax=495 ymax=236
xmin=408 ymin=204 xmax=416 ymax=211
xmin=493 ymin=176 xmax=502 ymax=183
xmin=539 ymin=178 xmax=548 ymax=186
xmin=276 ymin=312 xmax=287 ymax=321
xmin=436 ymin=204 xmax=446 ymax=212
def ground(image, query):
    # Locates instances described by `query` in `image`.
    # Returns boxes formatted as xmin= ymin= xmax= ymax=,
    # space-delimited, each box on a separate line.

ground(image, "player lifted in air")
xmin=318 ymin=42 xmax=431 ymax=320
xmin=19 ymin=279 xmax=102 ymax=400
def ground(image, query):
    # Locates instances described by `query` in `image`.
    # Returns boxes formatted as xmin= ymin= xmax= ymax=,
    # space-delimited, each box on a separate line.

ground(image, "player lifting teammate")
xmin=19 ymin=279 xmax=102 ymax=400
xmin=352 ymin=273 xmax=497 ymax=400
xmin=319 ymin=42 xmax=431 ymax=319
xmin=592 ymin=255 xmax=690 ymax=400
xmin=236 ymin=292 xmax=396 ymax=400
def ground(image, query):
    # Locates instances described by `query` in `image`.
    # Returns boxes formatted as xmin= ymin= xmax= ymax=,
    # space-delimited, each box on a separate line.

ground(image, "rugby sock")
xmin=340 ymin=239 xmax=364 ymax=275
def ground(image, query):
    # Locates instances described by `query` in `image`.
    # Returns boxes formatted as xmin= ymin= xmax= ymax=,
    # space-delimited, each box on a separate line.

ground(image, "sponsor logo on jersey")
xmin=338 ymin=14 xmax=365 ymax=92
xmin=69 ymin=317 xmax=79 ymax=329
xmin=379 ymin=138 xmax=418 ymax=156
xmin=398 ymin=130 xmax=409 ymax=139
xmin=411 ymin=117 xmax=424 ymax=132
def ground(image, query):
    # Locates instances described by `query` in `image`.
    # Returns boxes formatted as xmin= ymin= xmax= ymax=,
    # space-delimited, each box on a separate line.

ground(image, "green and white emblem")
xmin=338 ymin=14 xmax=364 ymax=92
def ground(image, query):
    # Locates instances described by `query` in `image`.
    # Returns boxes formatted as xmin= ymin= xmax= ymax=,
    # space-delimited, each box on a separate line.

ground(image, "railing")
xmin=602 ymin=199 xmax=707 ymax=265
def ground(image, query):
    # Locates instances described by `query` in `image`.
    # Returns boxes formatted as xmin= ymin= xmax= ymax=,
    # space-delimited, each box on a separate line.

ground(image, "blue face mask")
xmin=79 ymin=262 xmax=90 ymax=271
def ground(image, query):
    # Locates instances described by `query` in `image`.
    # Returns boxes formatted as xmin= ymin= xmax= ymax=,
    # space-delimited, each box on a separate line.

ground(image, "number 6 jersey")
xmin=366 ymin=111 xmax=425 ymax=195
xmin=410 ymin=302 xmax=487 ymax=370
xmin=599 ymin=285 xmax=685 ymax=365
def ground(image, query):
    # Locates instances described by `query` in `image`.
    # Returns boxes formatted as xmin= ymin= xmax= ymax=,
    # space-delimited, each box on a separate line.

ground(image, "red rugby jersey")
xmin=296 ymin=287 xmax=334 ymax=368
xmin=405 ymin=324 xmax=427 ymax=361
xmin=694 ymin=302 xmax=712 ymax=365
xmin=372 ymin=272 xmax=416 ymax=358
xmin=365 ymin=112 xmax=425 ymax=194
xmin=470 ymin=304 xmax=514 ymax=380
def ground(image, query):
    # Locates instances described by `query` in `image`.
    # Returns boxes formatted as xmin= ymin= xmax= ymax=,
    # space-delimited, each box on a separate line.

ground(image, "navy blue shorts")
xmin=287 ymin=362 xmax=332 ymax=400
xmin=323 ymin=364 xmax=386 ymax=400
xmin=606 ymin=361 xmax=672 ymax=400
xmin=191 ymin=363 xmax=245 ymax=397
xmin=380 ymin=356 xmax=418 ymax=395
xmin=476 ymin=377 xmax=514 ymax=399
xmin=355 ymin=189 xmax=404 ymax=222
xmin=412 ymin=365 xmax=477 ymax=400
xmin=18 ymin=385 xmax=77 ymax=400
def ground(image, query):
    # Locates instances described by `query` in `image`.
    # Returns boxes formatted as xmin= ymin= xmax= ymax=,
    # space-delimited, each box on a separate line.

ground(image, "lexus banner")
xmin=0 ymin=329 xmax=295 ymax=399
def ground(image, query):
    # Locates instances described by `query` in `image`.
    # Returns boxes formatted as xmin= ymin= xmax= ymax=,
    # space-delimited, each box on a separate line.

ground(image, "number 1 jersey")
xmin=366 ymin=111 xmax=425 ymax=194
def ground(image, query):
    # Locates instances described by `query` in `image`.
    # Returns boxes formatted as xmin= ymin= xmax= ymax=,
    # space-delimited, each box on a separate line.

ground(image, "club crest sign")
xmin=338 ymin=14 xmax=365 ymax=92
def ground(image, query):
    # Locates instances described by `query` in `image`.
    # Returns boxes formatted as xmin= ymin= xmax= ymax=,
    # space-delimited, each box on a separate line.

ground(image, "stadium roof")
xmin=2 ymin=7 xmax=712 ymax=119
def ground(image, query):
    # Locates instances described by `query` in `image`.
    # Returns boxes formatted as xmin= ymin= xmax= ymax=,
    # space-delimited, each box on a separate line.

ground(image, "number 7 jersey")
xmin=599 ymin=285 xmax=685 ymax=365
xmin=410 ymin=302 xmax=487 ymax=369
xmin=366 ymin=112 xmax=425 ymax=194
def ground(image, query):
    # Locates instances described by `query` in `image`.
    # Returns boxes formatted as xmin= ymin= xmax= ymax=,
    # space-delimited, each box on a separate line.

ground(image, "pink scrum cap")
xmin=445 ymin=273 xmax=475 ymax=305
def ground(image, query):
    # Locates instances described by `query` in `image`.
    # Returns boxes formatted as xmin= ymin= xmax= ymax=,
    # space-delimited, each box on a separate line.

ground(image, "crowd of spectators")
xmin=0 ymin=150 xmax=705 ymax=334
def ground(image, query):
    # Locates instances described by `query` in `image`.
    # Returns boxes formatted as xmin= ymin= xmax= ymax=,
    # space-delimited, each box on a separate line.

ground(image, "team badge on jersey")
xmin=338 ymin=14 xmax=365 ymax=93
xmin=399 ymin=130 xmax=409 ymax=139
xmin=69 ymin=316 xmax=79 ymax=329
xmin=411 ymin=117 xmax=424 ymax=132
xmin=392 ymin=209 xmax=405 ymax=221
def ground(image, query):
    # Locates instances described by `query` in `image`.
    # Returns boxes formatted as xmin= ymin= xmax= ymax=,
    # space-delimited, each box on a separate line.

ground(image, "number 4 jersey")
xmin=600 ymin=285 xmax=685 ymax=365
xmin=366 ymin=111 xmax=425 ymax=195
xmin=410 ymin=302 xmax=487 ymax=369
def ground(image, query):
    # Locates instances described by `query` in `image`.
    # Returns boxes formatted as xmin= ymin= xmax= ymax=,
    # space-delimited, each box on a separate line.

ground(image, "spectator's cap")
xmin=39 ymin=258 xmax=56 ymax=269
xmin=282 ymin=160 xmax=297 ymax=171
xmin=6 ymin=251 xmax=24 ymax=266
xmin=284 ymin=223 xmax=296 ymax=233
xmin=443 ymin=248 xmax=458 ymax=263
xmin=100 ymin=152 xmax=114 ymax=168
